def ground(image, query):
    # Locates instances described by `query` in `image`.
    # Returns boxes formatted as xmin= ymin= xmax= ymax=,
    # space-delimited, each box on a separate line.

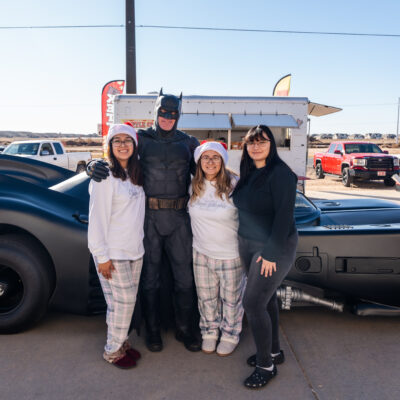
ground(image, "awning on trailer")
xmin=232 ymin=114 xmax=299 ymax=128
xmin=308 ymin=102 xmax=342 ymax=117
xmin=178 ymin=114 xmax=231 ymax=130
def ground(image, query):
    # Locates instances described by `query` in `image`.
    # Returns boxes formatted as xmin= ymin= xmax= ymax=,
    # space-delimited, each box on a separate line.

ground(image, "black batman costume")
xmin=89 ymin=90 xmax=200 ymax=352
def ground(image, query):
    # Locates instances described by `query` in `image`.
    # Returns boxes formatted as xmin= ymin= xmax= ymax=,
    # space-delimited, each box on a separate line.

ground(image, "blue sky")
xmin=0 ymin=0 xmax=399 ymax=134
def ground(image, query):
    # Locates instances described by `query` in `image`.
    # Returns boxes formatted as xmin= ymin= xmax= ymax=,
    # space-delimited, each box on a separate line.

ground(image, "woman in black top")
xmin=232 ymin=125 xmax=298 ymax=389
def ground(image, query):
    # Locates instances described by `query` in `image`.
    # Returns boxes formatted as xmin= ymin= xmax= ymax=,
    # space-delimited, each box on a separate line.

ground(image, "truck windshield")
xmin=3 ymin=143 xmax=39 ymax=155
xmin=344 ymin=143 xmax=383 ymax=154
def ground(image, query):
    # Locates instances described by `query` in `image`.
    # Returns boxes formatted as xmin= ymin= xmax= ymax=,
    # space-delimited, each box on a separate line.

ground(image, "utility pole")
xmin=126 ymin=0 xmax=136 ymax=93
xmin=396 ymin=97 xmax=400 ymax=146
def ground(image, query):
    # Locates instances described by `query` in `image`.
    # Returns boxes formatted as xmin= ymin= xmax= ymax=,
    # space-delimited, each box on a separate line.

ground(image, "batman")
xmin=89 ymin=89 xmax=200 ymax=352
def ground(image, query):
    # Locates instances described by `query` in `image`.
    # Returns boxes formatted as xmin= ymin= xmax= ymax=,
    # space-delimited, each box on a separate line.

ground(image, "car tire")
xmin=342 ymin=167 xmax=352 ymax=187
xmin=315 ymin=163 xmax=325 ymax=179
xmin=384 ymin=177 xmax=396 ymax=187
xmin=76 ymin=164 xmax=86 ymax=174
xmin=0 ymin=234 xmax=52 ymax=333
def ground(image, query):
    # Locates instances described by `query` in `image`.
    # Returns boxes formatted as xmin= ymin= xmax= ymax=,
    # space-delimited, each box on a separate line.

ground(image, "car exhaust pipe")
xmin=277 ymin=286 xmax=344 ymax=312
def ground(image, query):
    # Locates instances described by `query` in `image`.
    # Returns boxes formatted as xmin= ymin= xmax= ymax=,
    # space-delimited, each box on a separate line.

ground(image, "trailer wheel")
xmin=342 ymin=167 xmax=352 ymax=187
xmin=76 ymin=164 xmax=86 ymax=174
xmin=0 ymin=234 xmax=51 ymax=333
xmin=384 ymin=177 xmax=396 ymax=187
xmin=315 ymin=163 xmax=325 ymax=179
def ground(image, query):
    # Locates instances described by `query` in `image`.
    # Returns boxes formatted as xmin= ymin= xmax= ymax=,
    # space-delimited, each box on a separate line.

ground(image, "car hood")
xmin=314 ymin=198 xmax=400 ymax=212
xmin=0 ymin=154 xmax=74 ymax=187
xmin=348 ymin=153 xmax=392 ymax=158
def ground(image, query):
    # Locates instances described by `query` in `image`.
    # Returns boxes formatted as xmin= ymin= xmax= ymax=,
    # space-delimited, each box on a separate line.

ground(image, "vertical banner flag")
xmin=273 ymin=74 xmax=291 ymax=96
xmin=101 ymin=80 xmax=125 ymax=157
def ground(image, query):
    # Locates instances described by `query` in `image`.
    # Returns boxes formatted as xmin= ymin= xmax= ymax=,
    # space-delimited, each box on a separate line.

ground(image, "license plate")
xmin=378 ymin=171 xmax=386 ymax=176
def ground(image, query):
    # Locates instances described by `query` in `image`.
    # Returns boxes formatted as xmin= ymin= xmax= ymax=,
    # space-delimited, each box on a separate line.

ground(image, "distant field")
xmin=1 ymin=136 xmax=399 ymax=162
xmin=0 ymin=136 xmax=104 ymax=158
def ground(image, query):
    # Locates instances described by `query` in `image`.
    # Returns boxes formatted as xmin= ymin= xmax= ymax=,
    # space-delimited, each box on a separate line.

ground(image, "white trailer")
xmin=112 ymin=94 xmax=340 ymax=185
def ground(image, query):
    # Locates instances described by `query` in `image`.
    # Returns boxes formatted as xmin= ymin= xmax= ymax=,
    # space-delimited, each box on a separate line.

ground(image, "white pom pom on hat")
xmin=107 ymin=123 xmax=138 ymax=146
xmin=194 ymin=141 xmax=228 ymax=165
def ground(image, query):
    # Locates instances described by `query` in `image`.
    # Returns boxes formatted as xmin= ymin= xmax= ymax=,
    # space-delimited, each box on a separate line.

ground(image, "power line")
xmin=337 ymin=103 xmax=399 ymax=107
xmin=137 ymin=24 xmax=400 ymax=38
xmin=0 ymin=24 xmax=399 ymax=38
xmin=0 ymin=24 xmax=124 ymax=29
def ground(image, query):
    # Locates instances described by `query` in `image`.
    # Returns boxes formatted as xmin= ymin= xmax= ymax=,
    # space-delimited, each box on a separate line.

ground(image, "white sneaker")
xmin=202 ymin=338 xmax=217 ymax=354
xmin=216 ymin=340 xmax=237 ymax=357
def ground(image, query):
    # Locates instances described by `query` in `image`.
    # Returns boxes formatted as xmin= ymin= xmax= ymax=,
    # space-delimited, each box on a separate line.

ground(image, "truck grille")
xmin=366 ymin=157 xmax=393 ymax=170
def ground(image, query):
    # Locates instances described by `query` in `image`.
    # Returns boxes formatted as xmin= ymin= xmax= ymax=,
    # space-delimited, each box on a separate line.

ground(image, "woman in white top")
xmin=88 ymin=123 xmax=145 ymax=369
xmin=188 ymin=141 xmax=245 ymax=356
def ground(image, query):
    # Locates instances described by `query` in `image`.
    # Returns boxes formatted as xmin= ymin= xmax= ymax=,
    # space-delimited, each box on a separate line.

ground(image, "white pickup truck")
xmin=2 ymin=140 xmax=91 ymax=173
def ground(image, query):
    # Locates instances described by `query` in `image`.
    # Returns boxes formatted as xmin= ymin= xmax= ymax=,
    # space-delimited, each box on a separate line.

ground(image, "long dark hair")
xmin=108 ymin=140 xmax=143 ymax=186
xmin=233 ymin=125 xmax=282 ymax=193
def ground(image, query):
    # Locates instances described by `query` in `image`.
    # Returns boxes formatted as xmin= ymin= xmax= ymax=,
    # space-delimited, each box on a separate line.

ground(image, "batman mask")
xmin=154 ymin=88 xmax=182 ymax=134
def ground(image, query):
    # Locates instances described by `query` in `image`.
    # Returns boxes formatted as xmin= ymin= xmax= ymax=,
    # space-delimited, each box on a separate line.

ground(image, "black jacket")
xmin=232 ymin=160 xmax=297 ymax=261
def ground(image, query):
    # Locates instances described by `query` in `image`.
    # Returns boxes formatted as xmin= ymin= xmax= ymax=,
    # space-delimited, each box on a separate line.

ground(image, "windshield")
xmin=344 ymin=143 xmax=383 ymax=154
xmin=3 ymin=143 xmax=39 ymax=155
xmin=294 ymin=192 xmax=320 ymax=226
xmin=50 ymin=173 xmax=90 ymax=200
xmin=295 ymin=192 xmax=318 ymax=217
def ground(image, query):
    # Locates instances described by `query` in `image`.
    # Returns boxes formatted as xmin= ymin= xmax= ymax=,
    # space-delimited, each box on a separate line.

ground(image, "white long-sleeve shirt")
xmin=88 ymin=174 xmax=145 ymax=263
xmin=188 ymin=177 xmax=239 ymax=260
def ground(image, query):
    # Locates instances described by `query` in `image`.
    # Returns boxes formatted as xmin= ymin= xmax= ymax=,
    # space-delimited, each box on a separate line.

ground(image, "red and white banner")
xmin=122 ymin=119 xmax=154 ymax=129
xmin=101 ymin=80 xmax=125 ymax=156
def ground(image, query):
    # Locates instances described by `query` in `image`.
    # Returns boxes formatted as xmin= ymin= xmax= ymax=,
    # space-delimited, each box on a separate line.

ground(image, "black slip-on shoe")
xmin=244 ymin=365 xmax=277 ymax=389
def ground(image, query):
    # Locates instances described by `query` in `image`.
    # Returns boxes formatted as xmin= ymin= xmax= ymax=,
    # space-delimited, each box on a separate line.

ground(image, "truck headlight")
xmin=394 ymin=157 xmax=399 ymax=167
xmin=353 ymin=159 xmax=366 ymax=166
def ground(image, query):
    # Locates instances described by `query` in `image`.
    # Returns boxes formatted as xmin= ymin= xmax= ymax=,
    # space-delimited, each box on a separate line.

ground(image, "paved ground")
xmin=2 ymin=175 xmax=400 ymax=399
xmin=2 ymin=308 xmax=400 ymax=400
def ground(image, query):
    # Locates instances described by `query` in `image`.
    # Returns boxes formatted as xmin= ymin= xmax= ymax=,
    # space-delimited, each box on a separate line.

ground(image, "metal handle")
xmin=72 ymin=212 xmax=88 ymax=224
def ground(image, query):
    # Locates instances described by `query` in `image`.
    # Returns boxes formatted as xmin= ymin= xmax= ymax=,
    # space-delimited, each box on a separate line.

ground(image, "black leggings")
xmin=239 ymin=234 xmax=297 ymax=367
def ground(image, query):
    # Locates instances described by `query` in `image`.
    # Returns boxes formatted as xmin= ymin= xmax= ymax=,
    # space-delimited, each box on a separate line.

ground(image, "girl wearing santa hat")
xmin=188 ymin=141 xmax=245 ymax=357
xmin=88 ymin=123 xmax=145 ymax=369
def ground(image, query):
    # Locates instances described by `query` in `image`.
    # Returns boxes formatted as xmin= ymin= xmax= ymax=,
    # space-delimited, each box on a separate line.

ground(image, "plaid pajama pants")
xmin=193 ymin=249 xmax=245 ymax=344
xmin=95 ymin=258 xmax=143 ymax=354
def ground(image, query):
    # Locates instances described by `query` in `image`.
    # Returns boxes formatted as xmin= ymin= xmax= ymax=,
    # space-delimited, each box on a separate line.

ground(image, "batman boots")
xmin=174 ymin=289 xmax=201 ymax=352
xmin=142 ymin=289 xmax=163 ymax=352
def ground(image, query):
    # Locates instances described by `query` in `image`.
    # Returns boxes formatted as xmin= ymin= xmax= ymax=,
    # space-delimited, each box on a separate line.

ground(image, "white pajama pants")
xmin=95 ymin=258 xmax=143 ymax=354
xmin=193 ymin=249 xmax=245 ymax=344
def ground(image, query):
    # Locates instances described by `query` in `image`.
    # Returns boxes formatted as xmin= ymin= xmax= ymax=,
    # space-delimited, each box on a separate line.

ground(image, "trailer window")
xmin=272 ymin=127 xmax=291 ymax=148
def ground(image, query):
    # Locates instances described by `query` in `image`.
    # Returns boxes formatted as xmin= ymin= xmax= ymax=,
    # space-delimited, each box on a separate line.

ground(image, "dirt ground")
xmin=306 ymin=146 xmax=400 ymax=196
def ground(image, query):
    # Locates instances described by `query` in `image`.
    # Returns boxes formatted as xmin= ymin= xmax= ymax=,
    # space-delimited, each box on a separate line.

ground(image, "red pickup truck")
xmin=313 ymin=141 xmax=399 ymax=187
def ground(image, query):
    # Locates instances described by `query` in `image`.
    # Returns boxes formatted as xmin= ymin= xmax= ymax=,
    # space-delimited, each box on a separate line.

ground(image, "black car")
xmin=1 ymin=155 xmax=400 ymax=333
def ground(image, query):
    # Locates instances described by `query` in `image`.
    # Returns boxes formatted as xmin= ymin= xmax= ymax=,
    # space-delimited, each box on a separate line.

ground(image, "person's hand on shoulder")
xmin=87 ymin=159 xmax=110 ymax=182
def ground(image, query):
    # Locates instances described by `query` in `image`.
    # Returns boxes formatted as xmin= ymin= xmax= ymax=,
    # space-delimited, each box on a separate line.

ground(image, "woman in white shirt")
xmin=88 ymin=124 xmax=145 ymax=369
xmin=188 ymin=141 xmax=245 ymax=356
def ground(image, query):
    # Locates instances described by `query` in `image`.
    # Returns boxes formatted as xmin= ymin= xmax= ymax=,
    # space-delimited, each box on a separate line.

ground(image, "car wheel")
xmin=342 ymin=167 xmax=352 ymax=187
xmin=76 ymin=164 xmax=86 ymax=174
xmin=384 ymin=177 xmax=396 ymax=187
xmin=315 ymin=163 xmax=325 ymax=179
xmin=0 ymin=234 xmax=52 ymax=333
